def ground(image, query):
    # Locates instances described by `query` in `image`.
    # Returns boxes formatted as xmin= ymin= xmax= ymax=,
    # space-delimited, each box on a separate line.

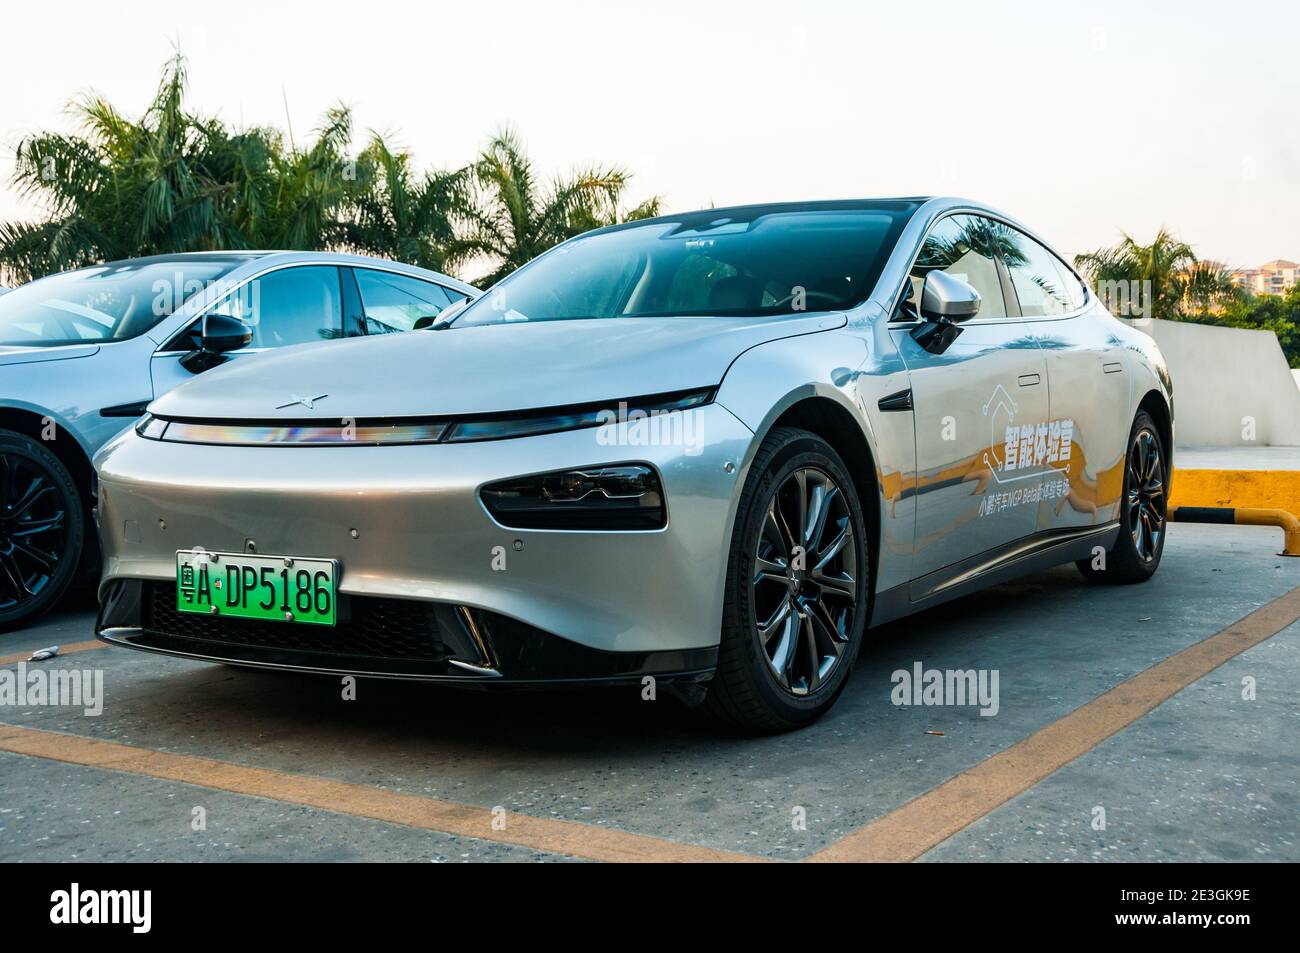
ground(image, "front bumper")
xmin=94 ymin=403 xmax=754 ymax=679
xmin=96 ymin=578 xmax=716 ymax=686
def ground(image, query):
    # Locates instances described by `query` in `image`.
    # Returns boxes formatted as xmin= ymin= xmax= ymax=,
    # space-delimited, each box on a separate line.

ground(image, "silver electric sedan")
xmin=94 ymin=198 xmax=1173 ymax=731
xmin=0 ymin=252 xmax=477 ymax=631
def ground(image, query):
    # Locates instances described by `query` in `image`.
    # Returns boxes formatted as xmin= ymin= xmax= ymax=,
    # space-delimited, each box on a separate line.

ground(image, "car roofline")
xmin=18 ymin=250 xmax=478 ymax=299
xmin=574 ymin=196 xmax=935 ymax=239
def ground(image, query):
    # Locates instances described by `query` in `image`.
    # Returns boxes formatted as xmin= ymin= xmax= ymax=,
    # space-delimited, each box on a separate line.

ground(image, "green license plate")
xmin=175 ymin=550 xmax=337 ymax=626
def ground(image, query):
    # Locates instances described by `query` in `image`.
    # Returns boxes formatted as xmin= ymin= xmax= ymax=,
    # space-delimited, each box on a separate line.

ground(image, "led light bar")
xmin=134 ymin=388 xmax=714 ymax=447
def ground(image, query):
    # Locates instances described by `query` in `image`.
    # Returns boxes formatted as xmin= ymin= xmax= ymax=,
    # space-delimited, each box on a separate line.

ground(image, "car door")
xmin=889 ymin=213 xmax=1053 ymax=586
xmin=149 ymin=264 xmax=346 ymax=399
xmin=998 ymin=228 xmax=1129 ymax=532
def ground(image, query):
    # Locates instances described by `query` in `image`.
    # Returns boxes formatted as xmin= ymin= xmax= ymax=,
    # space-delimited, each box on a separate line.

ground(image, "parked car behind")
xmin=0 ymin=251 xmax=477 ymax=630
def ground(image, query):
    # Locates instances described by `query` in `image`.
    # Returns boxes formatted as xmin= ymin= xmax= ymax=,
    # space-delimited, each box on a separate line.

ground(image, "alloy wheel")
xmin=0 ymin=453 xmax=68 ymax=613
xmin=1127 ymin=428 xmax=1165 ymax=562
xmin=751 ymin=466 xmax=858 ymax=696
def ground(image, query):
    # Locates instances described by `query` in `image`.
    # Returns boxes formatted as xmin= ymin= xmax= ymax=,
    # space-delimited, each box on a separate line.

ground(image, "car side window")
xmin=354 ymin=269 xmax=454 ymax=333
xmin=903 ymin=214 xmax=1008 ymax=320
xmin=1001 ymin=230 xmax=1085 ymax=317
xmin=210 ymin=266 xmax=344 ymax=347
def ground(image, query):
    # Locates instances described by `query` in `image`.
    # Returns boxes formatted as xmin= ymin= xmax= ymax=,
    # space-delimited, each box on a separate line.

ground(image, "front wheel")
xmin=1076 ymin=410 xmax=1167 ymax=585
xmin=0 ymin=431 xmax=84 ymax=632
xmin=703 ymin=427 xmax=869 ymax=732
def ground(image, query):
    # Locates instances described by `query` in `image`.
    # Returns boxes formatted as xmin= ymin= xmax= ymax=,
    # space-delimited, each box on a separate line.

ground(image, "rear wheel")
xmin=704 ymin=427 xmax=868 ymax=732
xmin=1076 ymin=410 xmax=1166 ymax=585
xmin=0 ymin=431 xmax=84 ymax=632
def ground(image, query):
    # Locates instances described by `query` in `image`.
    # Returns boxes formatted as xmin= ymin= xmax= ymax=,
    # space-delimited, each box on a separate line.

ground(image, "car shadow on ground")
xmin=123 ymin=566 xmax=1095 ymax=760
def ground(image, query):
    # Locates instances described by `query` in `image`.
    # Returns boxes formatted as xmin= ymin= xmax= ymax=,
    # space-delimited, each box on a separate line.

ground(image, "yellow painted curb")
xmin=1170 ymin=468 xmax=1300 ymax=515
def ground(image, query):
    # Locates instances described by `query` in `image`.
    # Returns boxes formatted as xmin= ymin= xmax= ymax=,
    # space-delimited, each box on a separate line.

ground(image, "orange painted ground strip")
xmin=4 ymin=585 xmax=1297 ymax=862
xmin=0 ymin=722 xmax=763 ymax=863
xmin=809 ymin=584 xmax=1300 ymax=862
xmin=0 ymin=639 xmax=108 ymax=666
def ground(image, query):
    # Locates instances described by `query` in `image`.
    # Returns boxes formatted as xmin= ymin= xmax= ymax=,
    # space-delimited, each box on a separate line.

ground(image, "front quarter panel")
xmin=1 ymin=338 xmax=155 ymax=459
xmin=714 ymin=312 xmax=917 ymax=595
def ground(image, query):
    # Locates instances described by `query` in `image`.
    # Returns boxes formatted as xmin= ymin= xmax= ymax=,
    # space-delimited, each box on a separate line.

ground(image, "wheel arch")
xmin=752 ymin=393 xmax=882 ymax=601
xmin=1136 ymin=388 xmax=1174 ymax=483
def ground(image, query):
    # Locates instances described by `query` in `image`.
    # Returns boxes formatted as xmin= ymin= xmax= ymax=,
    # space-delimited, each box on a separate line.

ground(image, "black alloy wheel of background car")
xmin=0 ymin=432 xmax=83 ymax=631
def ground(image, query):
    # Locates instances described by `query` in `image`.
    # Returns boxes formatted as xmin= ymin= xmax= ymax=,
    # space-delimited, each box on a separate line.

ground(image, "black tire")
xmin=703 ymin=427 xmax=869 ymax=732
xmin=1076 ymin=410 xmax=1166 ymax=585
xmin=0 ymin=431 xmax=84 ymax=632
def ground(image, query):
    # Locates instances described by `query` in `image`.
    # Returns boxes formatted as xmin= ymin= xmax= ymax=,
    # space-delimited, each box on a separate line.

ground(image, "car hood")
xmin=0 ymin=343 xmax=101 ymax=367
xmin=149 ymin=313 xmax=846 ymax=421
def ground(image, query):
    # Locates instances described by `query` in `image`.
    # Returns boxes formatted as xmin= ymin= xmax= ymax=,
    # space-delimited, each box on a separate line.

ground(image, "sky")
xmin=1 ymin=0 xmax=1295 ymax=268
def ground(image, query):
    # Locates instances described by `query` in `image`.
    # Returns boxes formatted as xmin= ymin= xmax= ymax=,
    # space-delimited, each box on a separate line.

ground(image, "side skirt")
xmin=869 ymin=522 xmax=1121 ymax=627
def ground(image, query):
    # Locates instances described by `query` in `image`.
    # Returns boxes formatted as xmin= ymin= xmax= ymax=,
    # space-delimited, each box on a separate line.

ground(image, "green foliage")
xmin=1174 ymin=260 xmax=1245 ymax=317
xmin=1074 ymin=228 xmax=1198 ymax=322
xmin=455 ymin=127 xmax=650 ymax=286
xmin=0 ymin=56 xmax=362 ymax=281
xmin=341 ymin=135 xmax=471 ymax=274
xmin=1078 ymin=228 xmax=1299 ymax=367
xmin=1186 ymin=283 xmax=1300 ymax=367
xmin=0 ymin=58 xmax=659 ymax=288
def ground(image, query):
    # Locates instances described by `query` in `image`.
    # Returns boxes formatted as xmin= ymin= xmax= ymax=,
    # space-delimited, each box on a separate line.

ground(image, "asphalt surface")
xmin=1 ymin=523 xmax=1297 ymax=862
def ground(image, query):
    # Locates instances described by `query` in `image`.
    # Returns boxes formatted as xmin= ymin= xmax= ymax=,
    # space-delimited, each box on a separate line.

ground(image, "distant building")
xmin=1230 ymin=259 xmax=1300 ymax=296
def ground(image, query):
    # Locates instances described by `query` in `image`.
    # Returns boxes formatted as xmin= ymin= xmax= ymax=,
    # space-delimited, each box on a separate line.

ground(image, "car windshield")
xmin=454 ymin=201 xmax=920 ymax=326
xmin=0 ymin=256 xmax=254 ymax=347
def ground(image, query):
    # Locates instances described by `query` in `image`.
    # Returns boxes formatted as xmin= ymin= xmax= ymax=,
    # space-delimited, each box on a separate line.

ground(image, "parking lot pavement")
xmin=0 ymin=752 xmax=572 ymax=862
xmin=921 ymin=619 xmax=1300 ymax=862
xmin=1 ymin=523 xmax=1298 ymax=863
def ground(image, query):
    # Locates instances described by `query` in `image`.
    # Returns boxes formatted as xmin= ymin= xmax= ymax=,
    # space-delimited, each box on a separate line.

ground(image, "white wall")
xmin=1126 ymin=318 xmax=1300 ymax=447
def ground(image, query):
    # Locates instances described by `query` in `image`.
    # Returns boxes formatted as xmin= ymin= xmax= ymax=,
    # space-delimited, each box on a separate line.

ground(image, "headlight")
xmin=480 ymin=464 xmax=665 ymax=530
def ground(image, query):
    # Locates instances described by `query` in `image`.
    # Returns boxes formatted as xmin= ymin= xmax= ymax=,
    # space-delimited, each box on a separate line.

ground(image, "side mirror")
xmin=920 ymin=270 xmax=981 ymax=322
xmin=202 ymin=313 xmax=254 ymax=352
xmin=180 ymin=313 xmax=252 ymax=373
xmin=910 ymin=271 xmax=981 ymax=355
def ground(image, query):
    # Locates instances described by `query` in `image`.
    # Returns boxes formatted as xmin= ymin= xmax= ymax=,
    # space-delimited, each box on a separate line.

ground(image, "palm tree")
xmin=1074 ymin=228 xmax=1196 ymax=321
xmin=340 ymin=134 xmax=470 ymax=273
xmin=1174 ymin=260 xmax=1243 ymax=316
xmin=457 ymin=128 xmax=654 ymax=286
xmin=0 ymin=55 xmax=362 ymax=283
xmin=1 ymin=64 xmax=666 ymax=289
xmin=258 ymin=106 xmax=361 ymax=251
xmin=566 ymin=194 xmax=664 ymax=234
